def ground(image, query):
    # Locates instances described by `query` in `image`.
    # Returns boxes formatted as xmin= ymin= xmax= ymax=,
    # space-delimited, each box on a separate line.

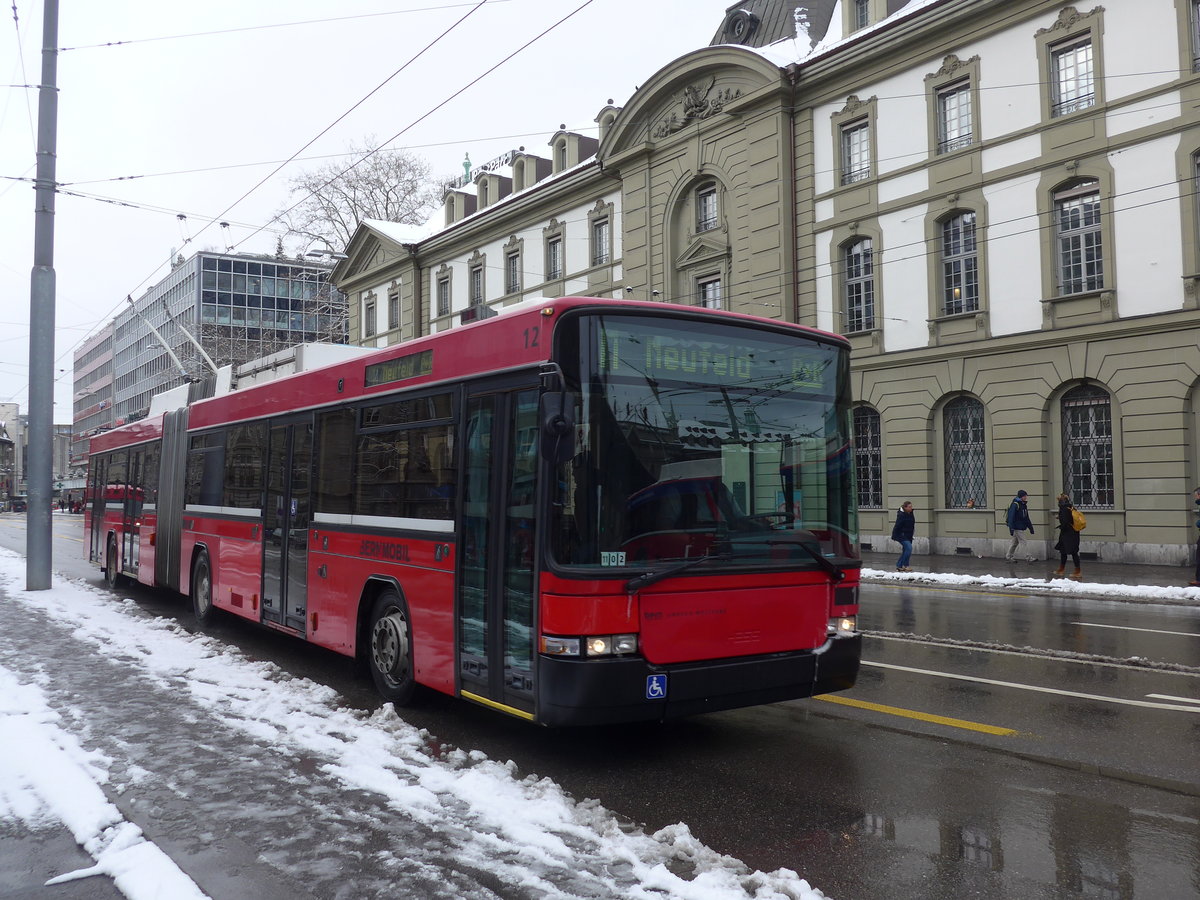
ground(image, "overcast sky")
xmin=0 ymin=0 xmax=736 ymax=420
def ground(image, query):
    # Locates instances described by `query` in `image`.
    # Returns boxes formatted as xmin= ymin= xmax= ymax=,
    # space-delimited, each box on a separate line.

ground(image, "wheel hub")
xmin=371 ymin=611 xmax=409 ymax=679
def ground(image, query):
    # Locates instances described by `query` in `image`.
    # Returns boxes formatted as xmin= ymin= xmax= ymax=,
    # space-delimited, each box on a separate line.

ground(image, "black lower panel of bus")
xmin=535 ymin=634 xmax=862 ymax=727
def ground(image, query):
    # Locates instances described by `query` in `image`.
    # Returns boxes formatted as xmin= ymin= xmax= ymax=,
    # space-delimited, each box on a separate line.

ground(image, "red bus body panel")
xmin=307 ymin=529 xmax=456 ymax=694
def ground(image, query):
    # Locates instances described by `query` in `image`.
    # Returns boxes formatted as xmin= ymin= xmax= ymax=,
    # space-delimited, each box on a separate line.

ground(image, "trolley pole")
xmin=27 ymin=0 xmax=59 ymax=590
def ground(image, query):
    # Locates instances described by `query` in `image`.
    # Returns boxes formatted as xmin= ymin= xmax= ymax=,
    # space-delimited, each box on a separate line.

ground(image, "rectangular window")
xmin=223 ymin=423 xmax=266 ymax=509
xmin=470 ymin=266 xmax=483 ymax=304
xmin=436 ymin=277 xmax=450 ymax=317
xmin=1193 ymin=0 xmax=1200 ymax=71
xmin=853 ymin=0 xmax=870 ymax=30
xmin=697 ymin=186 xmax=718 ymax=232
xmin=363 ymin=297 xmax=376 ymax=338
xmin=942 ymin=212 xmax=978 ymax=315
xmin=697 ymin=276 xmax=722 ymax=310
xmin=315 ymin=408 xmax=355 ymax=515
xmin=387 ymin=288 xmax=399 ymax=331
xmin=944 ymin=399 xmax=986 ymax=509
xmin=852 ymin=407 xmax=882 ymax=509
xmin=1056 ymin=182 xmax=1103 ymax=294
xmin=185 ymin=432 xmax=226 ymax=507
xmin=354 ymin=423 xmax=456 ymax=521
xmin=505 ymin=252 xmax=521 ymax=295
xmin=546 ymin=238 xmax=563 ymax=280
xmin=841 ymin=121 xmax=871 ymax=185
xmin=592 ymin=219 xmax=610 ymax=266
xmin=1062 ymin=387 xmax=1114 ymax=508
xmin=937 ymin=81 xmax=973 ymax=153
xmin=1051 ymin=36 xmax=1094 ymax=116
xmin=844 ymin=240 xmax=874 ymax=332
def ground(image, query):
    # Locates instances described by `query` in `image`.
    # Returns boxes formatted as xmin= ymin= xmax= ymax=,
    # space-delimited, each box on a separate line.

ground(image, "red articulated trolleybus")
xmin=86 ymin=298 xmax=861 ymax=725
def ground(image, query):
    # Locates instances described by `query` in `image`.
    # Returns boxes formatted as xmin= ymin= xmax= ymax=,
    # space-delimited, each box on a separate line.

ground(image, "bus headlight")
xmin=828 ymin=616 xmax=857 ymax=635
xmin=542 ymin=634 xmax=639 ymax=657
xmin=585 ymin=634 xmax=638 ymax=657
xmin=540 ymin=635 xmax=581 ymax=656
xmin=586 ymin=636 xmax=611 ymax=656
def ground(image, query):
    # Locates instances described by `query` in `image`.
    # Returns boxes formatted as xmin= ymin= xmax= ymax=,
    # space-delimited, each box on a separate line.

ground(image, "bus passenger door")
xmin=88 ymin=455 xmax=106 ymax=565
xmin=262 ymin=416 xmax=313 ymax=634
xmin=457 ymin=385 xmax=540 ymax=717
xmin=124 ymin=448 xmax=143 ymax=577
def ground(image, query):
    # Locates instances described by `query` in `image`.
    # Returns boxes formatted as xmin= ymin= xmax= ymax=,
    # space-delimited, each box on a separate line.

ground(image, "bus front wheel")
xmin=191 ymin=551 xmax=214 ymax=624
xmin=368 ymin=590 xmax=415 ymax=705
xmin=104 ymin=535 xmax=125 ymax=589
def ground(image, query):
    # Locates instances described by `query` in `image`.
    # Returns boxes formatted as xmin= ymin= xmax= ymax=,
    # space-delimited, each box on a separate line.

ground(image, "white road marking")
xmin=864 ymin=660 xmax=1200 ymax=713
xmin=1146 ymin=693 xmax=1200 ymax=705
xmin=1070 ymin=621 xmax=1200 ymax=639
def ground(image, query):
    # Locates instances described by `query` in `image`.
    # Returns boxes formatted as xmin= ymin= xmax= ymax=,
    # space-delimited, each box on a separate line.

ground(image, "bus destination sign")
xmin=365 ymin=349 xmax=434 ymax=388
xmin=597 ymin=320 xmax=831 ymax=392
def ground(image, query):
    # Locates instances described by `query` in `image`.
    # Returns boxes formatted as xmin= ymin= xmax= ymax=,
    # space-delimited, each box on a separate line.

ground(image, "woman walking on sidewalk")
xmin=891 ymin=501 xmax=915 ymax=571
xmin=1054 ymin=492 xmax=1082 ymax=579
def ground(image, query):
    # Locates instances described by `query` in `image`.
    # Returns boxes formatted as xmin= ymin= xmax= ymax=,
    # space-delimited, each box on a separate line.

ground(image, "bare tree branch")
xmin=278 ymin=136 xmax=442 ymax=252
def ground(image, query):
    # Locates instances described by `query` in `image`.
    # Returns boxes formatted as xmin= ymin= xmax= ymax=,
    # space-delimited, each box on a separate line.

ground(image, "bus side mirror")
xmin=540 ymin=392 xmax=576 ymax=465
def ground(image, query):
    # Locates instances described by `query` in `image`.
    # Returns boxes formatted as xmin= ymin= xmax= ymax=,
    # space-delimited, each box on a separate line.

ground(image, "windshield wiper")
xmin=625 ymin=552 xmax=727 ymax=593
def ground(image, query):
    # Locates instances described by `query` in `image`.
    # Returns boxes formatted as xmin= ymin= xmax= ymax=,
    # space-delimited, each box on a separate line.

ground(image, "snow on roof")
xmin=361 ymin=218 xmax=436 ymax=245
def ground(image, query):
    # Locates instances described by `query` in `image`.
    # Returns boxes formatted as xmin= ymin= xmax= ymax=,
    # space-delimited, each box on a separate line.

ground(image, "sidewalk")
xmin=858 ymin=548 xmax=1200 ymax=602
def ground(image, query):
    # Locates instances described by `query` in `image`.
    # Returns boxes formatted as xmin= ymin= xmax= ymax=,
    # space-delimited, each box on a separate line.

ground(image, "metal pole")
xmin=27 ymin=0 xmax=59 ymax=589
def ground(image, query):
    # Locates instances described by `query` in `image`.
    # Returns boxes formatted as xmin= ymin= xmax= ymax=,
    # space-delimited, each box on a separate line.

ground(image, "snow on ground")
xmin=0 ymin=547 xmax=828 ymax=900
xmin=861 ymin=567 xmax=1200 ymax=605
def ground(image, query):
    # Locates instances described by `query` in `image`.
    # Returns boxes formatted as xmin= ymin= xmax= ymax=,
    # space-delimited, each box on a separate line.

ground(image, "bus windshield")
xmin=551 ymin=312 xmax=858 ymax=571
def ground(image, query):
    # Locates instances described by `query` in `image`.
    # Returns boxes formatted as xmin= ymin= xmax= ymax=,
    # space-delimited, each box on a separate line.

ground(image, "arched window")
xmin=843 ymin=239 xmax=875 ymax=332
xmin=941 ymin=212 xmax=978 ymax=315
xmin=852 ymin=406 xmax=882 ymax=508
xmin=1061 ymin=384 xmax=1113 ymax=508
xmin=944 ymin=396 xmax=986 ymax=508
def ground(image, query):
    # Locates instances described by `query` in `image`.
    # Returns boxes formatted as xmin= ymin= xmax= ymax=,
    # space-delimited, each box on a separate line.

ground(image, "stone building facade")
xmin=334 ymin=0 xmax=1200 ymax=566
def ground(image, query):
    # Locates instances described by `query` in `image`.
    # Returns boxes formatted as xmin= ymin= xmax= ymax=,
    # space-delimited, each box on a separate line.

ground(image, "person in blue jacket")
xmin=1004 ymin=490 xmax=1035 ymax=562
xmin=891 ymin=501 xmax=915 ymax=571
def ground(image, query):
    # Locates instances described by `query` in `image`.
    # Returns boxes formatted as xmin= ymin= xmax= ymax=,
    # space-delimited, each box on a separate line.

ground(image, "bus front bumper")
xmin=534 ymin=633 xmax=862 ymax=727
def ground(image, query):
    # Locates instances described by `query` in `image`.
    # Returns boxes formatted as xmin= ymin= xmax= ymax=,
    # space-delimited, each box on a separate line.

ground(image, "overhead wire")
xmin=5 ymin=0 xmax=600 ymax=404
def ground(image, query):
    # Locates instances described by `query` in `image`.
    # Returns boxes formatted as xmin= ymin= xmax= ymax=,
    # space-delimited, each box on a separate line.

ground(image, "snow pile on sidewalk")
xmin=862 ymin=567 xmax=1200 ymax=604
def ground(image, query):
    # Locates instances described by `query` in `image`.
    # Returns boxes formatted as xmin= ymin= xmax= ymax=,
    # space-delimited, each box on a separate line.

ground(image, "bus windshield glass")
xmin=551 ymin=313 xmax=858 ymax=571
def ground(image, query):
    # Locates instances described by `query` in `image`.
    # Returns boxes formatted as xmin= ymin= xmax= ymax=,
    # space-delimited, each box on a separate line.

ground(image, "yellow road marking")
xmin=814 ymin=693 xmax=1018 ymax=736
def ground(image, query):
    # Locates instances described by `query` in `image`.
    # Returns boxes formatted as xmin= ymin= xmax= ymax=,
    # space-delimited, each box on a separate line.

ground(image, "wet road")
xmin=4 ymin=514 xmax=1200 ymax=899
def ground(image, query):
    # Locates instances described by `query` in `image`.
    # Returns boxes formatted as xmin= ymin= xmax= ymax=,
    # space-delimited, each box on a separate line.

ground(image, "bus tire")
xmin=191 ymin=551 xmax=215 ymax=624
xmin=104 ymin=535 xmax=126 ymax=589
xmin=367 ymin=589 xmax=415 ymax=705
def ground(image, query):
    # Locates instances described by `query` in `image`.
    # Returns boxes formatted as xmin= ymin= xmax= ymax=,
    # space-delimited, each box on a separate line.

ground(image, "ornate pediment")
xmin=675 ymin=234 xmax=728 ymax=269
xmin=346 ymin=233 xmax=407 ymax=278
xmin=652 ymin=76 xmax=743 ymax=139
xmin=925 ymin=54 xmax=981 ymax=83
xmin=1036 ymin=5 xmax=1104 ymax=37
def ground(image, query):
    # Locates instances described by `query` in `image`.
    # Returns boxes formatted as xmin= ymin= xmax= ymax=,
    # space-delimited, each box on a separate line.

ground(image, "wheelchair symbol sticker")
xmin=646 ymin=674 xmax=667 ymax=700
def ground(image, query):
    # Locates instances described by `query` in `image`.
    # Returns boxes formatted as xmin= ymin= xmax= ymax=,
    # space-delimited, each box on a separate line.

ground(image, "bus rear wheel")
xmin=104 ymin=535 xmax=125 ymax=589
xmin=368 ymin=590 xmax=415 ymax=705
xmin=191 ymin=551 xmax=214 ymax=624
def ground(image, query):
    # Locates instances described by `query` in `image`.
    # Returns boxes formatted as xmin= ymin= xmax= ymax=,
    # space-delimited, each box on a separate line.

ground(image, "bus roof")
xmin=90 ymin=297 xmax=849 ymax=446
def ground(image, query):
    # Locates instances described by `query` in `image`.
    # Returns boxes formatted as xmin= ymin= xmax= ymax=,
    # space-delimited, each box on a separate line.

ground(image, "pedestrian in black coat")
xmin=1053 ymin=492 xmax=1081 ymax=579
xmin=891 ymin=501 xmax=915 ymax=571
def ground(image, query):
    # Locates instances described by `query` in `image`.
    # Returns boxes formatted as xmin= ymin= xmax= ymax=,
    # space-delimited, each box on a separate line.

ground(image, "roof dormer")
xmin=475 ymin=171 xmax=512 ymax=210
xmin=549 ymin=127 xmax=600 ymax=174
xmin=511 ymin=149 xmax=552 ymax=192
xmin=442 ymin=188 xmax=477 ymax=226
xmin=595 ymin=100 xmax=621 ymax=144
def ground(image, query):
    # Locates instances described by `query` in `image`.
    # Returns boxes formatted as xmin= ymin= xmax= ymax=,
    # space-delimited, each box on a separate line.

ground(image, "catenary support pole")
xmin=27 ymin=0 xmax=59 ymax=590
